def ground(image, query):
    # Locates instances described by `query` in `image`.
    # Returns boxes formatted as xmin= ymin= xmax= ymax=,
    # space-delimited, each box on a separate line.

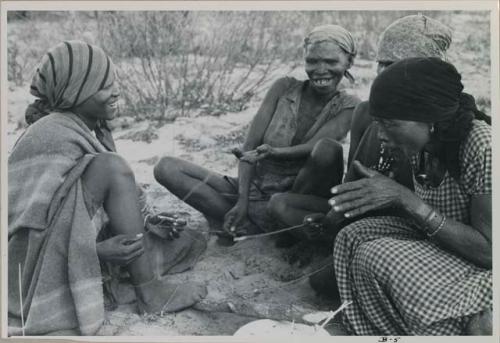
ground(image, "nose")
xmin=377 ymin=125 xmax=390 ymax=144
xmin=112 ymin=83 xmax=121 ymax=98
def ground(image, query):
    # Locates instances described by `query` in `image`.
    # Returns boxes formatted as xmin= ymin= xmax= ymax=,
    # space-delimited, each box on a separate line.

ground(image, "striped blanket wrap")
xmin=8 ymin=112 xmax=108 ymax=335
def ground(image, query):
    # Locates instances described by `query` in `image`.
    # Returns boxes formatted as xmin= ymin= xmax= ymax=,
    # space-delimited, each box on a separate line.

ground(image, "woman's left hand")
xmin=240 ymin=144 xmax=275 ymax=163
xmin=329 ymin=160 xmax=415 ymax=218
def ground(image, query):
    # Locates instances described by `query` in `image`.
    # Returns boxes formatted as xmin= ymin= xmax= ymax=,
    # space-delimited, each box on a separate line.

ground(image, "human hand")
xmin=223 ymin=202 xmax=248 ymax=236
xmin=240 ymin=144 xmax=275 ymax=164
xmin=302 ymin=213 xmax=326 ymax=240
xmin=96 ymin=234 xmax=144 ymax=266
xmin=329 ymin=160 xmax=414 ymax=218
xmin=145 ymin=212 xmax=186 ymax=240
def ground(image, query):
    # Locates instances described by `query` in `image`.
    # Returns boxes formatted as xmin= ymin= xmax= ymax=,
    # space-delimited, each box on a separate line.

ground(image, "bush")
xmin=8 ymin=10 xmax=491 ymax=121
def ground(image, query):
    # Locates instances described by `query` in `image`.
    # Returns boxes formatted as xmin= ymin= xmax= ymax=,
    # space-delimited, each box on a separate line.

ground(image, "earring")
xmin=430 ymin=125 xmax=435 ymax=134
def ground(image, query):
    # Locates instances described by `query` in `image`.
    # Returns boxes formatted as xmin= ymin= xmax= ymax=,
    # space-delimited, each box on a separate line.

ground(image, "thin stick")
xmin=319 ymin=301 xmax=352 ymax=329
xmin=234 ymin=223 xmax=307 ymax=242
xmin=18 ymin=263 xmax=25 ymax=336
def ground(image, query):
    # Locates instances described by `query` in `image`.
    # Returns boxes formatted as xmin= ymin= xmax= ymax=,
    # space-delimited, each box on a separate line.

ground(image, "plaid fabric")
xmin=333 ymin=120 xmax=492 ymax=335
xmin=413 ymin=120 xmax=491 ymax=224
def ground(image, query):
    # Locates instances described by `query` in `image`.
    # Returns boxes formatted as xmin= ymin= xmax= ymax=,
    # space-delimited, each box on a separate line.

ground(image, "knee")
xmin=267 ymin=193 xmax=289 ymax=221
xmin=153 ymin=156 xmax=180 ymax=185
xmin=310 ymin=138 xmax=343 ymax=168
xmin=90 ymin=152 xmax=135 ymax=181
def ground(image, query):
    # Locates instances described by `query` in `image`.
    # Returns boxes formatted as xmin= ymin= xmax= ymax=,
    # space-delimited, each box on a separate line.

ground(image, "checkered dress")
xmin=333 ymin=120 xmax=492 ymax=335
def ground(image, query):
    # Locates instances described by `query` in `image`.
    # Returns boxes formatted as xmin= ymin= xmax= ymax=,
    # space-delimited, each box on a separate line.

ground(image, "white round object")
xmin=233 ymin=319 xmax=330 ymax=336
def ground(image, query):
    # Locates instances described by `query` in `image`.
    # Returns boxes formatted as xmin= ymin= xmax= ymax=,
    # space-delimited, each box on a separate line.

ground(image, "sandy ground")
xmin=6 ymin=79 xmax=350 ymax=336
xmin=6 ymin=11 xmax=491 ymax=333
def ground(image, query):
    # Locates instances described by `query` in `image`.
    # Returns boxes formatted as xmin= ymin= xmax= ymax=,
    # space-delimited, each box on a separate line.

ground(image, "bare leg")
xmin=292 ymin=138 xmax=344 ymax=198
xmin=266 ymin=139 xmax=344 ymax=298
xmin=82 ymin=152 xmax=206 ymax=313
xmin=267 ymin=138 xmax=344 ymax=234
xmin=154 ymin=156 xmax=237 ymax=221
xmin=268 ymin=193 xmax=330 ymax=229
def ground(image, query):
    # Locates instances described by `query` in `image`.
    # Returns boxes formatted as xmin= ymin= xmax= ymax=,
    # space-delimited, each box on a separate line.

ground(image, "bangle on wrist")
xmin=427 ymin=214 xmax=446 ymax=237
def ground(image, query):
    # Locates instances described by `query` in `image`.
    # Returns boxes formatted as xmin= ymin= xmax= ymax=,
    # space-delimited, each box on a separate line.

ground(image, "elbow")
xmin=480 ymin=251 xmax=492 ymax=270
xmin=475 ymin=246 xmax=492 ymax=269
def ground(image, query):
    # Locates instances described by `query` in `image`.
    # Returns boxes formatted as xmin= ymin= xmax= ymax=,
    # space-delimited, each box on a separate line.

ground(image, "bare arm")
xmin=222 ymin=78 xmax=289 ymax=233
xmin=405 ymin=195 xmax=492 ymax=269
xmin=268 ymin=107 xmax=354 ymax=160
xmin=404 ymin=194 xmax=492 ymax=269
xmin=347 ymin=101 xmax=372 ymax=166
xmin=236 ymin=79 xmax=289 ymax=202
xmin=331 ymin=161 xmax=492 ymax=269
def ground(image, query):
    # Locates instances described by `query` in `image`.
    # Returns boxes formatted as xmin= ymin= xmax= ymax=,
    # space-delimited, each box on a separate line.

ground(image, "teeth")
xmin=313 ymin=78 xmax=332 ymax=86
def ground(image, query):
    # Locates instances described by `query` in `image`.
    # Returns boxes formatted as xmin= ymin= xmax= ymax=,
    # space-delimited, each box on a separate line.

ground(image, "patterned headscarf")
xmin=26 ymin=40 xmax=116 ymax=125
xmin=304 ymin=24 xmax=357 ymax=83
xmin=376 ymin=14 xmax=453 ymax=62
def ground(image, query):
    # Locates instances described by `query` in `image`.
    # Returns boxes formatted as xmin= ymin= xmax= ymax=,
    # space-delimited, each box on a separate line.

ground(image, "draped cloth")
xmin=8 ymin=112 xmax=208 ymax=335
xmin=8 ymin=113 xmax=108 ymax=335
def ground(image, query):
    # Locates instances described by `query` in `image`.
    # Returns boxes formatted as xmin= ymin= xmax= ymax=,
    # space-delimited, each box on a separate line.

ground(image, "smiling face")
xmin=76 ymin=82 xmax=120 ymax=122
xmin=376 ymin=118 xmax=432 ymax=157
xmin=305 ymin=41 xmax=351 ymax=95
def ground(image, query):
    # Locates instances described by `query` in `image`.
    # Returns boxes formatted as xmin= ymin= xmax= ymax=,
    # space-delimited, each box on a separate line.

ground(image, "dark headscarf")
xmin=369 ymin=57 xmax=490 ymax=179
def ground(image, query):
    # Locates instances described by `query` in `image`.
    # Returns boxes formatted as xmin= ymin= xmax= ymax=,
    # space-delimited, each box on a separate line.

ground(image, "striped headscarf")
xmin=26 ymin=40 xmax=116 ymax=125
xmin=376 ymin=14 xmax=452 ymax=62
xmin=304 ymin=24 xmax=357 ymax=83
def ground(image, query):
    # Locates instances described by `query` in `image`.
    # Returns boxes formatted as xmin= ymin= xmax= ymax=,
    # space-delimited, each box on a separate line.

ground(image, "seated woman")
xmin=346 ymin=14 xmax=457 ymax=187
xmin=274 ymin=15 xmax=454 ymax=295
xmin=275 ymin=15 xmax=455 ymax=239
xmin=154 ymin=25 xmax=360 ymax=242
xmin=8 ymin=41 xmax=206 ymax=336
xmin=331 ymin=58 xmax=491 ymax=335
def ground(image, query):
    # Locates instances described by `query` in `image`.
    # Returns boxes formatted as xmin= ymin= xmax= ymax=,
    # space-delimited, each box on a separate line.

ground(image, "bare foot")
xmin=135 ymin=278 xmax=207 ymax=314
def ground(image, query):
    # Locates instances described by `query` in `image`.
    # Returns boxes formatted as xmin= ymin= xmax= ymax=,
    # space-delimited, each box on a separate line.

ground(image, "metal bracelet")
xmin=427 ymin=214 xmax=447 ymax=237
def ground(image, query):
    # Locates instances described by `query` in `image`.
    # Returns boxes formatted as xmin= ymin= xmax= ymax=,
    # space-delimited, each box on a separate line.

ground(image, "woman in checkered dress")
xmin=330 ymin=58 xmax=492 ymax=335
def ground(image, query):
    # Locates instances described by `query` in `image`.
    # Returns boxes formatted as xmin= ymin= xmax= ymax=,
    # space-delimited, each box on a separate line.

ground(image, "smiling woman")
xmin=154 ymin=24 xmax=360 ymax=246
xmin=8 ymin=41 xmax=207 ymax=336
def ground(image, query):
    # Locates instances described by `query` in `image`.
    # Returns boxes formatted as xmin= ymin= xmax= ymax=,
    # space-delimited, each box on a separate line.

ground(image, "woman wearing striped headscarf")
xmin=154 ymin=25 xmax=360 ymax=245
xmin=8 ymin=41 xmax=206 ymax=336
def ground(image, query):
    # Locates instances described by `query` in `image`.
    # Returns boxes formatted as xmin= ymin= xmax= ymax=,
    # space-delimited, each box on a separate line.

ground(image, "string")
xmin=18 ymin=263 xmax=25 ymax=336
xmin=234 ymin=223 xmax=309 ymax=242
xmin=181 ymin=173 xmax=212 ymax=203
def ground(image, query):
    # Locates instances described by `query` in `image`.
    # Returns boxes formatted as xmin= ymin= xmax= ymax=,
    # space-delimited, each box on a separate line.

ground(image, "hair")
xmin=431 ymin=92 xmax=490 ymax=180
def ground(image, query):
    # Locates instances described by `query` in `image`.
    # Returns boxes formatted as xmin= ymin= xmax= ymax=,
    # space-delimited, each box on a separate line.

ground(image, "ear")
xmin=344 ymin=53 xmax=354 ymax=70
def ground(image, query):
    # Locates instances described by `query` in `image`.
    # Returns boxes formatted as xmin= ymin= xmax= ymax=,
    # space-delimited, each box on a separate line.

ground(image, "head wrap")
xmin=304 ymin=24 xmax=357 ymax=83
xmin=370 ymin=57 xmax=490 ymax=180
xmin=377 ymin=14 xmax=452 ymax=62
xmin=369 ymin=57 xmax=463 ymax=123
xmin=26 ymin=40 xmax=116 ymax=125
